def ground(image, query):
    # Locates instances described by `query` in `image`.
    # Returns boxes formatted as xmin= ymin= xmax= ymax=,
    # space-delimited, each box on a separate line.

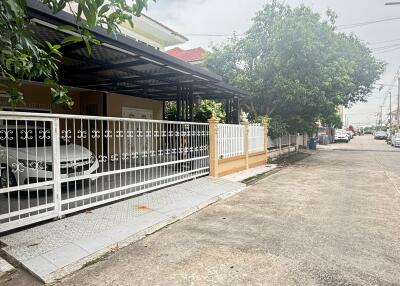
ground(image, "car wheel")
xmin=0 ymin=166 xmax=17 ymax=189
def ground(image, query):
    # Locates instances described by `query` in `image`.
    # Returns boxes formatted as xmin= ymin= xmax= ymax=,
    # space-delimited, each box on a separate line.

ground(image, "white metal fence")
xmin=0 ymin=112 xmax=209 ymax=232
xmin=268 ymin=134 xmax=307 ymax=150
xmin=217 ymin=124 xmax=244 ymax=159
xmin=248 ymin=124 xmax=265 ymax=153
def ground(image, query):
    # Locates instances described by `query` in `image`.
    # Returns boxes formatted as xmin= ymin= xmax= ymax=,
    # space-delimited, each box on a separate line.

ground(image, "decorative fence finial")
xmin=240 ymin=111 xmax=248 ymax=123
xmin=210 ymin=107 xmax=218 ymax=120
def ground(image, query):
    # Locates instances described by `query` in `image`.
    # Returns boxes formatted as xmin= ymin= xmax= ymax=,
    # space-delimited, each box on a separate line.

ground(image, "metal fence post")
xmin=208 ymin=115 xmax=219 ymax=177
xmin=52 ymin=118 xmax=62 ymax=218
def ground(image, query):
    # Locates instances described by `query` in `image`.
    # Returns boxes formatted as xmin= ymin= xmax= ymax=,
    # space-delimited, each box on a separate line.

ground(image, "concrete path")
xmin=55 ymin=135 xmax=400 ymax=285
xmin=0 ymin=177 xmax=245 ymax=284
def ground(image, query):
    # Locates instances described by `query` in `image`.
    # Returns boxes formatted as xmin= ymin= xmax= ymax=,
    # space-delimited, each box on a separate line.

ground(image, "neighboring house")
xmin=119 ymin=15 xmax=188 ymax=51
xmin=167 ymin=47 xmax=207 ymax=66
xmin=388 ymin=109 xmax=400 ymax=126
xmin=64 ymin=3 xmax=188 ymax=51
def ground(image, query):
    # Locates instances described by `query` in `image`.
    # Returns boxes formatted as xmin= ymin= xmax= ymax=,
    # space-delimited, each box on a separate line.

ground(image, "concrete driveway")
xmin=4 ymin=135 xmax=400 ymax=285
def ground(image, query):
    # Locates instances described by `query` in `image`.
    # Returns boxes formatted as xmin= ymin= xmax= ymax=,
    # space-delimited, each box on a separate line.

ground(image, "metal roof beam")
xmin=63 ymin=59 xmax=147 ymax=75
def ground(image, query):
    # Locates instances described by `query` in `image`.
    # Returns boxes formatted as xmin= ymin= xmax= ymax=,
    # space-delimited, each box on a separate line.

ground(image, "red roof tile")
xmin=167 ymin=47 xmax=207 ymax=63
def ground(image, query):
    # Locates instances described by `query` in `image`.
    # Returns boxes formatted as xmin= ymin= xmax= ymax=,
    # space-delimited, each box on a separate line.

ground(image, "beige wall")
xmin=217 ymin=152 xmax=267 ymax=177
xmin=106 ymin=92 xmax=163 ymax=120
xmin=0 ymin=83 xmax=163 ymax=120
xmin=0 ymin=83 xmax=81 ymax=114
xmin=218 ymin=155 xmax=247 ymax=177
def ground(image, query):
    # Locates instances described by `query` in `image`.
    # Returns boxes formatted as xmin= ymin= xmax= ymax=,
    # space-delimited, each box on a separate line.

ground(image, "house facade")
xmin=0 ymin=0 xmax=254 ymax=232
xmin=1 ymin=6 xmax=191 ymax=121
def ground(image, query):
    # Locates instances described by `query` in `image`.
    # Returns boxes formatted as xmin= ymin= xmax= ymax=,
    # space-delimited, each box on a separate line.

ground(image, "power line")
xmin=337 ymin=17 xmax=400 ymax=30
xmin=372 ymin=43 xmax=400 ymax=51
xmin=183 ymin=17 xmax=400 ymax=38
xmin=368 ymin=37 xmax=400 ymax=46
xmin=184 ymin=33 xmax=245 ymax=37
xmin=374 ymin=45 xmax=400 ymax=54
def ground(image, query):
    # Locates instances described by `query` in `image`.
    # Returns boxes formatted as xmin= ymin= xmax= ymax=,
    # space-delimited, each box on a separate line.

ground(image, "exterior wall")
xmin=0 ymin=83 xmax=163 ymax=120
xmin=80 ymin=91 xmax=105 ymax=116
xmin=0 ymin=83 xmax=81 ymax=115
xmin=218 ymin=155 xmax=247 ymax=177
xmin=248 ymin=151 xmax=267 ymax=168
xmin=209 ymin=120 xmax=270 ymax=177
xmin=106 ymin=93 xmax=163 ymax=120
xmin=217 ymin=152 xmax=267 ymax=177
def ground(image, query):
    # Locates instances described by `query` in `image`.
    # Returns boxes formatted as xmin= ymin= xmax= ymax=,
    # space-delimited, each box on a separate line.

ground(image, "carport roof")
xmin=26 ymin=0 xmax=250 ymax=101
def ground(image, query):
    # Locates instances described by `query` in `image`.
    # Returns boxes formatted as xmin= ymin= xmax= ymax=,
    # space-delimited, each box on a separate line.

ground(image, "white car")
xmin=334 ymin=130 xmax=349 ymax=143
xmin=391 ymin=133 xmax=400 ymax=147
xmin=347 ymin=130 xmax=354 ymax=139
xmin=0 ymin=125 xmax=99 ymax=189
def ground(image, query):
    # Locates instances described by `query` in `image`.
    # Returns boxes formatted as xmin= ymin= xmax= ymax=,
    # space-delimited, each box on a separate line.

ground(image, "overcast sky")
xmin=147 ymin=0 xmax=400 ymax=127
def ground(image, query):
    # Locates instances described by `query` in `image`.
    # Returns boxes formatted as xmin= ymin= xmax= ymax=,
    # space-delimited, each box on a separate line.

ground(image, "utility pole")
xmin=397 ymin=77 xmax=400 ymax=130
xmin=380 ymin=105 xmax=383 ymax=126
xmin=389 ymin=91 xmax=392 ymax=128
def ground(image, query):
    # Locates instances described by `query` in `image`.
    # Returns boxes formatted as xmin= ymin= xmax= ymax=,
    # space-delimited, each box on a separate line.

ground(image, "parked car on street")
xmin=374 ymin=131 xmax=387 ymax=140
xmin=391 ymin=133 xmax=400 ymax=147
xmin=334 ymin=130 xmax=349 ymax=143
xmin=347 ymin=130 xmax=354 ymax=140
xmin=0 ymin=125 xmax=99 ymax=189
xmin=386 ymin=134 xmax=392 ymax=145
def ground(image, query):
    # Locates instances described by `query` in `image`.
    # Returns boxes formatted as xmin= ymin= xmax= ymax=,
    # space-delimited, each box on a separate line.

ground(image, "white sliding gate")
xmin=0 ymin=112 xmax=209 ymax=232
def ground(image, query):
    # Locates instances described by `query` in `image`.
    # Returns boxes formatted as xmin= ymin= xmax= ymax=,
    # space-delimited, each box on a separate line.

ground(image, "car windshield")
xmin=0 ymin=128 xmax=69 ymax=148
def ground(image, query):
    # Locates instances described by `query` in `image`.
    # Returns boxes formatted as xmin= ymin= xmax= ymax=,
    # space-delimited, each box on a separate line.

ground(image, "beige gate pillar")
xmin=208 ymin=114 xmax=220 ymax=177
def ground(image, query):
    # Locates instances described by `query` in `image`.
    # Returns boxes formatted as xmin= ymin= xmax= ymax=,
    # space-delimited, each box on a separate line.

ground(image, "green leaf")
xmin=57 ymin=25 xmax=77 ymax=32
xmin=84 ymin=39 xmax=92 ymax=55
xmin=61 ymin=35 xmax=83 ymax=45
xmin=91 ymin=38 xmax=101 ymax=45
xmin=98 ymin=4 xmax=110 ymax=16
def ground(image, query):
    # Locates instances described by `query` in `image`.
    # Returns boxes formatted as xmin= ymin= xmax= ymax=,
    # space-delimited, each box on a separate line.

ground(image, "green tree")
xmin=164 ymin=100 xmax=225 ymax=123
xmin=0 ymin=0 xmax=150 ymax=109
xmin=206 ymin=1 xmax=384 ymax=134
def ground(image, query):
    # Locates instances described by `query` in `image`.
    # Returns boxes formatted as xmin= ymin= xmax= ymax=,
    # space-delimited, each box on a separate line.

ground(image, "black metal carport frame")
xmin=26 ymin=0 xmax=249 ymax=123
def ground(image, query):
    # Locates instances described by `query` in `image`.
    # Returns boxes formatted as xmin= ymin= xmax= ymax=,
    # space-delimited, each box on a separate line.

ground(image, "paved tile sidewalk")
xmin=0 ymin=177 xmax=245 ymax=283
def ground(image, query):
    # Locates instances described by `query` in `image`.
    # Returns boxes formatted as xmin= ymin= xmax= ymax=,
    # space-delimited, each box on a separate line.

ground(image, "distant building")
xmin=166 ymin=47 xmax=207 ymax=66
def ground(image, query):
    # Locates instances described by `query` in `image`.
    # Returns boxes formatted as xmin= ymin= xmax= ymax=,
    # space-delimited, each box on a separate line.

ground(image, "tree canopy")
xmin=206 ymin=0 xmax=384 ymax=134
xmin=0 ymin=0 xmax=150 ymax=109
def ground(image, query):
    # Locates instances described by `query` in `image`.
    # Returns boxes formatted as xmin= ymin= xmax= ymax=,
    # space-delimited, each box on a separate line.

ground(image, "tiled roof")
xmin=166 ymin=47 xmax=207 ymax=63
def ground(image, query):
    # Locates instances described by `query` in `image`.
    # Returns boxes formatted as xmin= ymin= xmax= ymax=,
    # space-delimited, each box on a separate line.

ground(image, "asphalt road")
xmin=4 ymin=135 xmax=400 ymax=285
